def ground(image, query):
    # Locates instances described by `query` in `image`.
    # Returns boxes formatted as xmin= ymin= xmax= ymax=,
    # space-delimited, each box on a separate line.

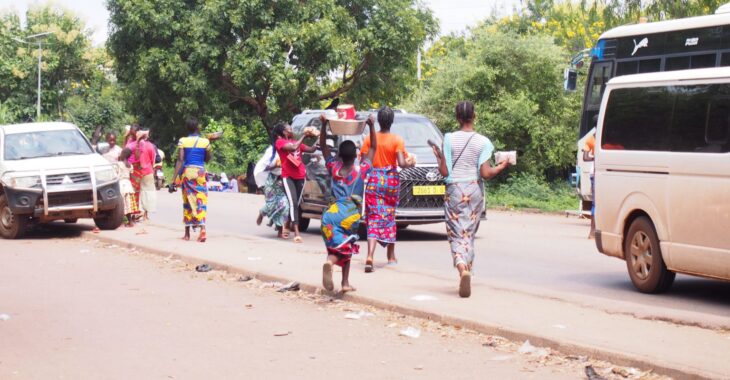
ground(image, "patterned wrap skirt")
xmin=181 ymin=166 xmax=208 ymax=227
xmin=129 ymin=165 xmax=143 ymax=215
xmin=364 ymin=167 xmax=399 ymax=245
xmin=259 ymin=172 xmax=289 ymax=228
xmin=321 ymin=198 xmax=362 ymax=267
xmin=119 ymin=178 xmax=137 ymax=215
xmin=445 ymin=181 xmax=484 ymax=268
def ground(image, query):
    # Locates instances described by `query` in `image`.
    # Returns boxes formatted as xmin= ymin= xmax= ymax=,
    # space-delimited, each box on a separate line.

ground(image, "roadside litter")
xmin=277 ymin=282 xmax=300 ymax=292
xmin=195 ymin=264 xmax=212 ymax=273
xmin=344 ymin=311 xmax=375 ymax=320
xmin=247 ymin=257 xmax=262 ymax=261
xmin=489 ymin=355 xmax=513 ymax=361
xmin=0 ymin=313 xmax=10 ymax=321
xmin=553 ymin=324 xmax=568 ymax=329
xmin=399 ymin=327 xmax=421 ymax=338
xmin=410 ymin=295 xmax=438 ymax=301
xmin=273 ymin=331 xmax=291 ymax=337
xmin=585 ymin=365 xmax=607 ymax=380
xmin=238 ymin=275 xmax=253 ymax=282
xmin=518 ymin=340 xmax=549 ymax=357
xmin=79 ymin=249 xmax=90 ymax=253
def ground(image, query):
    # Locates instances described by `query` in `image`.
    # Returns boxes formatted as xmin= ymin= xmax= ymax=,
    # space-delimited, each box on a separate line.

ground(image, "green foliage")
xmin=0 ymin=5 xmax=129 ymax=139
xmin=406 ymin=29 xmax=581 ymax=178
xmin=198 ymin=118 xmax=270 ymax=175
xmin=107 ymin=0 xmax=438 ymax=146
xmin=487 ymin=173 xmax=577 ymax=212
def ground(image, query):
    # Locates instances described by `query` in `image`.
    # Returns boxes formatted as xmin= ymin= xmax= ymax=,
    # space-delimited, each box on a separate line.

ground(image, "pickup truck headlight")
xmin=95 ymin=166 xmax=119 ymax=183
xmin=0 ymin=172 xmax=42 ymax=189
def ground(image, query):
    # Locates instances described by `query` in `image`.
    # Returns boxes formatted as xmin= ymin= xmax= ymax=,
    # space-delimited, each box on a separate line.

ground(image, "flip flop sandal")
xmin=197 ymin=231 xmax=207 ymax=243
xmin=364 ymin=260 xmax=374 ymax=273
xmin=293 ymin=236 xmax=303 ymax=243
xmin=459 ymin=271 xmax=472 ymax=298
xmin=322 ymin=262 xmax=334 ymax=291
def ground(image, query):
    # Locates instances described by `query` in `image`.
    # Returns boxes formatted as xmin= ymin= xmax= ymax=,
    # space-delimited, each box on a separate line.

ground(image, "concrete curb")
xmin=82 ymin=231 xmax=716 ymax=380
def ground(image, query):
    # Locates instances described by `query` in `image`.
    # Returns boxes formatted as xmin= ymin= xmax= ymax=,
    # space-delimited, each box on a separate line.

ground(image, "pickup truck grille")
xmin=398 ymin=167 xmax=445 ymax=209
xmin=46 ymin=172 xmax=91 ymax=186
xmin=48 ymin=191 xmax=93 ymax=208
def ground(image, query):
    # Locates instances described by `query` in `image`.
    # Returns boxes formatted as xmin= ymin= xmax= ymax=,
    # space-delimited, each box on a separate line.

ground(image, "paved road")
xmin=149 ymin=191 xmax=730 ymax=325
xmin=0 ymin=238 xmax=587 ymax=379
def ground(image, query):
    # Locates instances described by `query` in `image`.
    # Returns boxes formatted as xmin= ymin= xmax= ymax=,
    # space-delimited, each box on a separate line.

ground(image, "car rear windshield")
xmin=363 ymin=119 xmax=442 ymax=148
xmin=4 ymin=129 xmax=93 ymax=160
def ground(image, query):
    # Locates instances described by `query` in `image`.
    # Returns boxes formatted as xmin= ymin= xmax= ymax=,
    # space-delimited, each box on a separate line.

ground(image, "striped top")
xmin=178 ymin=135 xmax=211 ymax=167
xmin=443 ymin=131 xmax=494 ymax=183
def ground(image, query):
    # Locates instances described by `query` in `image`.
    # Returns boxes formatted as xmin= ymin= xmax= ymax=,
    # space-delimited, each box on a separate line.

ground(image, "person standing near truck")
xmin=173 ymin=118 xmax=212 ymax=242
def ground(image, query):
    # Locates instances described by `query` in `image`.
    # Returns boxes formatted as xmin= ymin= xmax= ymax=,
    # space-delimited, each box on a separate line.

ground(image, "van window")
xmin=670 ymin=84 xmax=730 ymax=153
xmin=602 ymin=87 xmax=672 ymax=151
xmin=603 ymin=84 xmax=730 ymax=153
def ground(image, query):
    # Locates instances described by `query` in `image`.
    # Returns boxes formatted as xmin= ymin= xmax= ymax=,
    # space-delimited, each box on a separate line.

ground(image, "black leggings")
xmin=283 ymin=178 xmax=304 ymax=226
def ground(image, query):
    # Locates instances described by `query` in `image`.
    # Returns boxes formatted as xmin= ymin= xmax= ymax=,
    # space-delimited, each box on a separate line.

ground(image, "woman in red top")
xmin=360 ymin=106 xmax=414 ymax=272
xmin=273 ymin=122 xmax=318 ymax=243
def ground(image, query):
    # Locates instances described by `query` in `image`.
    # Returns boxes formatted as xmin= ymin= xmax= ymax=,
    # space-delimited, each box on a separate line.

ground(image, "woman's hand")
xmin=366 ymin=115 xmax=375 ymax=128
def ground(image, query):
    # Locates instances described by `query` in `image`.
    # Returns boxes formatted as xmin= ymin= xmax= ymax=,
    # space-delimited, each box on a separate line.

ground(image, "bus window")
xmin=587 ymin=62 xmax=612 ymax=108
xmin=639 ymin=59 xmax=661 ymax=73
xmin=602 ymin=87 xmax=672 ymax=151
xmin=691 ymin=54 xmax=717 ymax=69
xmin=666 ymin=56 xmax=690 ymax=71
xmin=721 ymin=52 xmax=730 ymax=66
xmin=617 ymin=61 xmax=638 ymax=76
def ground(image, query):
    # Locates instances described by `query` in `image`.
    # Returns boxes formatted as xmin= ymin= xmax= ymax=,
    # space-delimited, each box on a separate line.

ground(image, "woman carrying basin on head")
xmin=432 ymin=101 xmax=511 ymax=298
xmin=360 ymin=106 xmax=415 ymax=273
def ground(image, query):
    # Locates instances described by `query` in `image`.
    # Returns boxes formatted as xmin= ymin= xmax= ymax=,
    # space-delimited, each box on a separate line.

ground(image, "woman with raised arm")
xmin=173 ymin=118 xmax=212 ymax=242
xmin=432 ymin=101 xmax=511 ymax=298
xmin=360 ymin=106 xmax=414 ymax=273
xmin=318 ymin=114 xmax=376 ymax=292
xmin=273 ymin=122 xmax=318 ymax=243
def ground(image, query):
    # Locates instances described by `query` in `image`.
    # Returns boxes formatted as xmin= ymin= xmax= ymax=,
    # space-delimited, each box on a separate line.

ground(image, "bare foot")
xmin=322 ymin=262 xmax=334 ymax=291
xmin=340 ymin=285 xmax=357 ymax=293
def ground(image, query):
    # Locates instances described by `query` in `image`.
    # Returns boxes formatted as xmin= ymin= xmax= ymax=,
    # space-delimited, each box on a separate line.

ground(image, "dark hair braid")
xmin=455 ymin=101 xmax=475 ymax=124
xmin=377 ymin=106 xmax=395 ymax=131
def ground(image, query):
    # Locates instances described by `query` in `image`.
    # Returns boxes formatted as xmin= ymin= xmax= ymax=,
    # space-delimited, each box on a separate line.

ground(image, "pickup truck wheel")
xmin=0 ymin=194 xmax=28 ymax=239
xmin=93 ymin=197 xmax=124 ymax=230
xmin=624 ymin=216 xmax=675 ymax=294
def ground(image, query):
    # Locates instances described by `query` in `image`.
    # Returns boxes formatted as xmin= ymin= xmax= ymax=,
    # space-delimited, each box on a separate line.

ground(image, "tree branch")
xmin=319 ymin=54 xmax=371 ymax=100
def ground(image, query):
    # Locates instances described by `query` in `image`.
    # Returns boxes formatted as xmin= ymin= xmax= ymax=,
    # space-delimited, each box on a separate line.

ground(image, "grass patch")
xmin=486 ymin=173 xmax=578 ymax=213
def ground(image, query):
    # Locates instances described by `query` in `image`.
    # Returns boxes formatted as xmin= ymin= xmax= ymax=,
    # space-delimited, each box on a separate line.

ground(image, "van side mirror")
xmin=96 ymin=142 xmax=110 ymax=155
xmin=564 ymin=68 xmax=578 ymax=92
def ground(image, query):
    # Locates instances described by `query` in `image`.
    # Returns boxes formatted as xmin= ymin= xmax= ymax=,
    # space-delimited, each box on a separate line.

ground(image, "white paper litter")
xmin=0 ymin=314 xmax=10 ymax=321
xmin=399 ymin=327 xmax=421 ymax=338
xmin=552 ymin=324 xmax=568 ymax=329
xmin=80 ymin=249 xmax=91 ymax=253
xmin=518 ymin=340 xmax=549 ymax=357
xmin=410 ymin=295 xmax=438 ymax=301
xmin=489 ymin=355 xmax=513 ymax=361
xmin=344 ymin=313 xmax=361 ymax=320
xmin=247 ymin=257 xmax=263 ymax=261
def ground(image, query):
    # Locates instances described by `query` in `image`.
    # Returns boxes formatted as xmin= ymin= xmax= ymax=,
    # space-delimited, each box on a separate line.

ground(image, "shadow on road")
xmin=18 ymin=222 xmax=92 ymax=240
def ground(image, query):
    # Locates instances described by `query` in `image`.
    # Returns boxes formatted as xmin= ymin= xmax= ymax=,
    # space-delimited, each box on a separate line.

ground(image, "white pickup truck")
xmin=0 ymin=122 xmax=124 ymax=238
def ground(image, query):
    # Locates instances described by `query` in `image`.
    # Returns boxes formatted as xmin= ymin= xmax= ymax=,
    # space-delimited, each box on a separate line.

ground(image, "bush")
xmin=486 ymin=173 xmax=577 ymax=212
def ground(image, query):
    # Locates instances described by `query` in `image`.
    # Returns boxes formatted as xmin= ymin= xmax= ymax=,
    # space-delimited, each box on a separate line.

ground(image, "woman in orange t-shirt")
xmin=360 ymin=106 xmax=415 ymax=272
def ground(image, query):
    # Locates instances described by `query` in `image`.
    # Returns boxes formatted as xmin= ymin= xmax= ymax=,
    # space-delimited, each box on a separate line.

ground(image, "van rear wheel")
xmin=624 ymin=216 xmax=675 ymax=293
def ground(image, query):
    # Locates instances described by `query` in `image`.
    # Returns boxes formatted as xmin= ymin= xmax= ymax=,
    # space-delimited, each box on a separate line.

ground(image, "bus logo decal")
xmin=685 ymin=37 xmax=699 ymax=46
xmin=632 ymin=38 xmax=649 ymax=56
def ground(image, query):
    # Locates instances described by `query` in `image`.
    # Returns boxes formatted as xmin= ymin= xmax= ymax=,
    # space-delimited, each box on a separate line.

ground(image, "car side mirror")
xmin=564 ymin=68 xmax=578 ymax=92
xmin=97 ymin=142 xmax=110 ymax=155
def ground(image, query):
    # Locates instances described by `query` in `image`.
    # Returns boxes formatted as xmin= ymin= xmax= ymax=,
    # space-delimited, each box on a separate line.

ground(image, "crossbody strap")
xmin=451 ymin=133 xmax=476 ymax=169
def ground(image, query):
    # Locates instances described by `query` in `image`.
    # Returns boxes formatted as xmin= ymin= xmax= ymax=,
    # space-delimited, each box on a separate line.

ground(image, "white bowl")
xmin=327 ymin=118 xmax=366 ymax=135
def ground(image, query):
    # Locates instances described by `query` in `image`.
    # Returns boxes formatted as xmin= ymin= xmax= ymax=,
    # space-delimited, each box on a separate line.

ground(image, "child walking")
xmin=318 ymin=114 xmax=377 ymax=292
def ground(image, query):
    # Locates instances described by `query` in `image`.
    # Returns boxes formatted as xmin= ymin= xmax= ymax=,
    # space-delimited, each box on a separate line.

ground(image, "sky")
xmin=0 ymin=0 xmax=522 ymax=46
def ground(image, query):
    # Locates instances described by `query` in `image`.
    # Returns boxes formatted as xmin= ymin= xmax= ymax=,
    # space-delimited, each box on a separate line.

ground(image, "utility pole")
xmin=417 ymin=49 xmax=422 ymax=81
xmin=12 ymin=32 xmax=54 ymax=121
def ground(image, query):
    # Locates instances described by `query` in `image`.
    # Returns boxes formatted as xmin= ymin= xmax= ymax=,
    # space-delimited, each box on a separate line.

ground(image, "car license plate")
xmin=412 ymin=185 xmax=445 ymax=196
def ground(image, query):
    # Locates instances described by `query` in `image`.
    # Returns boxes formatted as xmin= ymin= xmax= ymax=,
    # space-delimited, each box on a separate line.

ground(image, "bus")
xmin=571 ymin=4 xmax=730 ymax=214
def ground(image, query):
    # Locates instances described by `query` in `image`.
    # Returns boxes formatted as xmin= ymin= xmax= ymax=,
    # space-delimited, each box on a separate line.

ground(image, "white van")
xmin=0 ymin=122 xmax=123 ymax=238
xmin=594 ymin=67 xmax=730 ymax=293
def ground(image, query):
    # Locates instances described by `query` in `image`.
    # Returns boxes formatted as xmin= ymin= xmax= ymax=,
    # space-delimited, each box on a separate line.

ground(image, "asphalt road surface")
xmin=150 ymin=191 xmax=730 ymax=327
xmin=1 ymin=238 xmax=593 ymax=379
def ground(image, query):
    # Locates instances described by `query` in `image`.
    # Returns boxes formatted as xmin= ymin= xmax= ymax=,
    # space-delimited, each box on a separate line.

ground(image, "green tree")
xmin=0 ymin=5 xmax=100 ymax=122
xmin=107 ymin=0 xmax=438 ymax=145
xmin=406 ymin=29 xmax=581 ymax=179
